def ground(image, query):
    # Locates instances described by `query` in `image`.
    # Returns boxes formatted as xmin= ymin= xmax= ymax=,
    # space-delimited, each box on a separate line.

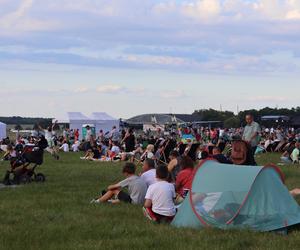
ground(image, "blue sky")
xmin=0 ymin=0 xmax=300 ymax=119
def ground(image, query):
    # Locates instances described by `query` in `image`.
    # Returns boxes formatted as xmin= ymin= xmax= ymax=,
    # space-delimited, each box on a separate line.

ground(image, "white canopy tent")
xmin=0 ymin=122 xmax=7 ymax=139
xmin=90 ymin=112 xmax=119 ymax=135
xmin=55 ymin=112 xmax=119 ymax=140
xmin=68 ymin=112 xmax=91 ymax=140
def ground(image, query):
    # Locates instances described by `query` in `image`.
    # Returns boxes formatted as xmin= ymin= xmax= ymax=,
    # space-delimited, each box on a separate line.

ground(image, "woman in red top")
xmin=74 ymin=129 xmax=80 ymax=141
xmin=175 ymin=156 xmax=195 ymax=199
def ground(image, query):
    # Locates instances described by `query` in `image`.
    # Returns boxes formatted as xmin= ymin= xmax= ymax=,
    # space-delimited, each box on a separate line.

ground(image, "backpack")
xmin=231 ymin=140 xmax=248 ymax=165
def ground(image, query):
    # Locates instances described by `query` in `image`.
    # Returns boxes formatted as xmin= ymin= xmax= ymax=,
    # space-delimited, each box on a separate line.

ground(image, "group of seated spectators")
xmin=90 ymin=156 xmax=196 ymax=223
xmin=86 ymin=120 xmax=300 ymax=224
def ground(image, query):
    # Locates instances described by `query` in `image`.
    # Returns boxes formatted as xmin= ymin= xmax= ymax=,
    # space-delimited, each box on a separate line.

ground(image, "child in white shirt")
xmin=60 ymin=141 xmax=69 ymax=152
xmin=143 ymin=165 xmax=176 ymax=223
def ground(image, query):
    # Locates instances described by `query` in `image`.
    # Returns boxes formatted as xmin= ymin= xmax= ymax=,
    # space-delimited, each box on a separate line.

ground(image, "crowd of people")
xmin=85 ymin=114 xmax=300 ymax=223
xmin=1 ymin=114 xmax=300 ymax=223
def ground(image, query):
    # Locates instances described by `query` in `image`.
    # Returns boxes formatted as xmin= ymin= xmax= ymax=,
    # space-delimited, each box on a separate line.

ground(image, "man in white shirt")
xmin=60 ymin=141 xmax=69 ymax=152
xmin=143 ymin=165 xmax=176 ymax=223
xmin=71 ymin=141 xmax=80 ymax=152
xmin=141 ymin=159 xmax=156 ymax=188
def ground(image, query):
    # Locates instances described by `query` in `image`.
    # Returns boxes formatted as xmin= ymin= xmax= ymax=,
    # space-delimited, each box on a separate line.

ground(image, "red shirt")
xmin=176 ymin=168 xmax=194 ymax=197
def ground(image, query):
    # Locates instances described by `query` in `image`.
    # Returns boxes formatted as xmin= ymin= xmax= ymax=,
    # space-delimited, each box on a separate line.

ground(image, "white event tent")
xmin=55 ymin=112 xmax=119 ymax=140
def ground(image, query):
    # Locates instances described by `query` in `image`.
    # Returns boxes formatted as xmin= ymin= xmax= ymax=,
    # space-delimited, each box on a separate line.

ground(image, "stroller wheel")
xmin=35 ymin=173 xmax=46 ymax=183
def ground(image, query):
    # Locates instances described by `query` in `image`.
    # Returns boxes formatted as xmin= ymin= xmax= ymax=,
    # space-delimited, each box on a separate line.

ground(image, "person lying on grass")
xmin=143 ymin=165 xmax=176 ymax=224
xmin=91 ymin=162 xmax=147 ymax=205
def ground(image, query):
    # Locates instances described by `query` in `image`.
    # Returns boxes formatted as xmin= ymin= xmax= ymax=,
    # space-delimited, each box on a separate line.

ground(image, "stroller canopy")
xmin=172 ymin=160 xmax=300 ymax=232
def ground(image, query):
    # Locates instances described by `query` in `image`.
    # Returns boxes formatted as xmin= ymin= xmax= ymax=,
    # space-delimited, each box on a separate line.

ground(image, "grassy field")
xmin=0 ymin=152 xmax=300 ymax=250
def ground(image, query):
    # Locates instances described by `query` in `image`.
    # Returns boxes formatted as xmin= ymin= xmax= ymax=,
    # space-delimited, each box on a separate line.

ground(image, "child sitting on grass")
xmin=143 ymin=165 xmax=176 ymax=223
xmin=91 ymin=163 xmax=147 ymax=205
xmin=175 ymin=156 xmax=195 ymax=204
xmin=291 ymin=142 xmax=300 ymax=164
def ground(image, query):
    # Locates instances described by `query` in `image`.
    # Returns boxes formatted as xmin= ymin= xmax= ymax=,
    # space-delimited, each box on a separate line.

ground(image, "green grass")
xmin=0 ymin=152 xmax=300 ymax=250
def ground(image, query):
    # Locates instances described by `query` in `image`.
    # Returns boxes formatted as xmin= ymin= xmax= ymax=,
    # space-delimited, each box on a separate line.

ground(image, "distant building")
xmin=123 ymin=113 xmax=221 ymax=131
xmin=261 ymin=115 xmax=290 ymax=127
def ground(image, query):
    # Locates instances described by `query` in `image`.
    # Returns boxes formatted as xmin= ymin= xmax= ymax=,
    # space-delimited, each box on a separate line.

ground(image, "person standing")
xmin=123 ymin=128 xmax=136 ymax=153
xmin=110 ymin=126 xmax=120 ymax=144
xmin=39 ymin=121 xmax=59 ymax=160
xmin=242 ymin=114 xmax=261 ymax=165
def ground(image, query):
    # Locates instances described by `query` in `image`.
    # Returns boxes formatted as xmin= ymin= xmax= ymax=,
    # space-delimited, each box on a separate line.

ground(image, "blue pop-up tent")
xmin=172 ymin=160 xmax=300 ymax=232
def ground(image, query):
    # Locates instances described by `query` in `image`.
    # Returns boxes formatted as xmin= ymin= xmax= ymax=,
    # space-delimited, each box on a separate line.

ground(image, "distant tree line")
xmin=0 ymin=116 xmax=52 ymax=130
xmin=193 ymin=107 xmax=300 ymax=128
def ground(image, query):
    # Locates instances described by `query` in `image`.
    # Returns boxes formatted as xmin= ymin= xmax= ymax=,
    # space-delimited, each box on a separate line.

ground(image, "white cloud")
xmin=96 ymin=85 xmax=126 ymax=94
xmin=123 ymin=54 xmax=192 ymax=67
xmin=74 ymin=87 xmax=89 ymax=93
xmin=153 ymin=0 xmax=300 ymax=22
xmin=0 ymin=0 xmax=58 ymax=35
xmin=181 ymin=0 xmax=221 ymax=21
xmin=286 ymin=9 xmax=300 ymax=19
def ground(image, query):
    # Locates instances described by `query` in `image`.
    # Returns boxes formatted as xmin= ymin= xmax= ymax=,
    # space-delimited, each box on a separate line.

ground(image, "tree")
xmin=193 ymin=109 xmax=235 ymax=122
xmin=33 ymin=123 xmax=40 ymax=130
xmin=224 ymin=117 xmax=241 ymax=128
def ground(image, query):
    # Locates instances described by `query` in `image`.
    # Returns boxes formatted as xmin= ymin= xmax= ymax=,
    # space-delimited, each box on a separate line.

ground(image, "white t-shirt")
xmin=146 ymin=152 xmax=154 ymax=159
xmin=72 ymin=142 xmax=80 ymax=152
xmin=145 ymin=181 xmax=176 ymax=217
xmin=141 ymin=169 xmax=156 ymax=188
xmin=111 ymin=146 xmax=120 ymax=154
xmin=60 ymin=143 xmax=69 ymax=152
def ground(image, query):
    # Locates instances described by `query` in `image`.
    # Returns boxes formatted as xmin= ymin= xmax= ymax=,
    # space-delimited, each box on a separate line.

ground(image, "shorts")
xmin=143 ymin=207 xmax=175 ymax=224
xmin=117 ymin=191 xmax=132 ymax=203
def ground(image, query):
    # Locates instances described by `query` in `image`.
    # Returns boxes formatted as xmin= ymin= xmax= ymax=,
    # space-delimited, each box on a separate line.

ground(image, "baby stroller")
xmin=3 ymin=136 xmax=48 ymax=185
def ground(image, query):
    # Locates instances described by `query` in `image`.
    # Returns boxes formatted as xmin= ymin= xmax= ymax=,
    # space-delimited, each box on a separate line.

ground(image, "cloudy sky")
xmin=0 ymin=0 xmax=299 ymax=119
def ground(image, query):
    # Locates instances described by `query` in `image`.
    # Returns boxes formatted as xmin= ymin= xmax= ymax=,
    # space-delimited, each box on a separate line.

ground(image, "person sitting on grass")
xmin=140 ymin=144 xmax=155 ymax=161
xmin=107 ymin=140 xmax=120 ymax=161
xmin=91 ymin=163 xmax=147 ymax=205
xmin=212 ymin=146 xmax=233 ymax=164
xmin=175 ymin=156 xmax=195 ymax=204
xmin=3 ymin=144 xmax=17 ymax=161
xmin=143 ymin=165 xmax=176 ymax=223
xmin=59 ymin=140 xmax=69 ymax=152
xmin=280 ymin=140 xmax=295 ymax=163
xmin=291 ymin=142 xmax=300 ymax=164
xmin=140 ymin=159 xmax=157 ymax=188
xmin=71 ymin=140 xmax=80 ymax=152
xmin=167 ymin=150 xmax=180 ymax=181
